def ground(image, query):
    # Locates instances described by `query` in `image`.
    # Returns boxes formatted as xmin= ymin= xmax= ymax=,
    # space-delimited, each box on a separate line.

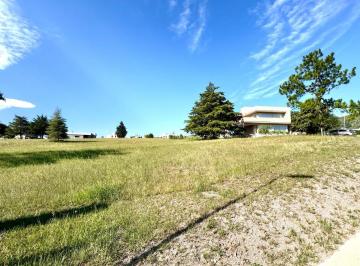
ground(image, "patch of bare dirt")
xmin=136 ymin=158 xmax=360 ymax=265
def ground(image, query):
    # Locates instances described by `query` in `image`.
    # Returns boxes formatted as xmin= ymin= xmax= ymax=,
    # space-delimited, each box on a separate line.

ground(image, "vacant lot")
xmin=1 ymin=136 xmax=360 ymax=265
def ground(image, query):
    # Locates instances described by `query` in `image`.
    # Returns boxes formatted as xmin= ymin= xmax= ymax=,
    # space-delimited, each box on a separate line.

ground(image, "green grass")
xmin=0 ymin=136 xmax=360 ymax=265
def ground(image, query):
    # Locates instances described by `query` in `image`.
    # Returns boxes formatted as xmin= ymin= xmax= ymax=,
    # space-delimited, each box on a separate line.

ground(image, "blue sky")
xmin=0 ymin=0 xmax=360 ymax=137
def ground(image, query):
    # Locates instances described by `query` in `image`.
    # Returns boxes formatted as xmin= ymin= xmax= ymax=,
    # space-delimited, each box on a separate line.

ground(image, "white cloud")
xmin=189 ymin=1 xmax=207 ymax=52
xmin=0 ymin=0 xmax=39 ymax=70
xmin=170 ymin=0 xmax=208 ymax=52
xmin=244 ymin=0 xmax=360 ymax=100
xmin=0 ymin=98 xmax=35 ymax=110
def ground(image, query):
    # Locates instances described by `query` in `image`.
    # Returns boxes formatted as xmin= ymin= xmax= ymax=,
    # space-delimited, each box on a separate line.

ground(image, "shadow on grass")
xmin=287 ymin=174 xmax=315 ymax=179
xmin=122 ymin=176 xmax=280 ymax=266
xmin=0 ymin=149 xmax=124 ymax=168
xmin=5 ymin=245 xmax=81 ymax=265
xmin=0 ymin=202 xmax=108 ymax=232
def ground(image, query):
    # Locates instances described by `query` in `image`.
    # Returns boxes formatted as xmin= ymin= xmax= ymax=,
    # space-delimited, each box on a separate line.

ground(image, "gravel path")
xmin=132 ymin=158 xmax=360 ymax=265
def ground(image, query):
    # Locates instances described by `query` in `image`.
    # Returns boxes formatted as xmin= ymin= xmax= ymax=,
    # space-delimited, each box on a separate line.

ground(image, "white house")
xmin=240 ymin=106 xmax=291 ymax=136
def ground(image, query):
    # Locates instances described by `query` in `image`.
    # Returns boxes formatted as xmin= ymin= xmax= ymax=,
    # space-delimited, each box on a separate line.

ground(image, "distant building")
xmin=67 ymin=132 xmax=96 ymax=139
xmin=240 ymin=106 xmax=291 ymax=136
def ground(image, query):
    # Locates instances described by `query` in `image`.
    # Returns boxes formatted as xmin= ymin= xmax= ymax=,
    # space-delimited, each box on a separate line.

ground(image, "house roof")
xmin=240 ymin=106 xmax=290 ymax=117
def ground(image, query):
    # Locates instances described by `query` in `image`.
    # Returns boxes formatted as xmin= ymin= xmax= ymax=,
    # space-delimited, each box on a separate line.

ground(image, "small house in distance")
xmin=68 ymin=132 xmax=96 ymax=139
xmin=240 ymin=106 xmax=291 ymax=136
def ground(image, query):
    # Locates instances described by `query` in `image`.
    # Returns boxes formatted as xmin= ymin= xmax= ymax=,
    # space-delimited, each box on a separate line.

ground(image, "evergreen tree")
xmin=115 ymin=121 xmax=127 ymax=138
xmin=46 ymin=109 xmax=68 ymax=141
xmin=184 ymin=82 xmax=238 ymax=139
xmin=30 ymin=115 xmax=49 ymax=139
xmin=8 ymin=115 xmax=29 ymax=138
xmin=280 ymin=49 xmax=356 ymax=135
xmin=0 ymin=123 xmax=7 ymax=137
xmin=291 ymin=99 xmax=340 ymax=134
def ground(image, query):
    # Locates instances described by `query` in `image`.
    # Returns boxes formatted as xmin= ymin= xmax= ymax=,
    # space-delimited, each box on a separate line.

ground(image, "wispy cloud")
xmin=245 ymin=0 xmax=360 ymax=100
xmin=170 ymin=0 xmax=208 ymax=52
xmin=0 ymin=0 xmax=40 ymax=70
xmin=0 ymin=98 xmax=35 ymax=110
xmin=168 ymin=0 xmax=178 ymax=10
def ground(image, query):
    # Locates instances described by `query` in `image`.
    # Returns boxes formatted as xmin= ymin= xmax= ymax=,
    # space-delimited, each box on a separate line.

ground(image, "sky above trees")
xmin=1 ymin=0 xmax=360 ymax=136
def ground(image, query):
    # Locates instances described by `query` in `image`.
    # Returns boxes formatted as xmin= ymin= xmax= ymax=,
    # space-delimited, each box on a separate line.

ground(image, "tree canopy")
xmin=184 ymin=82 xmax=239 ymax=139
xmin=7 ymin=115 xmax=29 ymax=138
xmin=279 ymin=49 xmax=356 ymax=134
xmin=46 ymin=109 xmax=68 ymax=141
xmin=116 ymin=121 xmax=127 ymax=138
xmin=291 ymin=99 xmax=340 ymax=134
xmin=30 ymin=115 xmax=49 ymax=139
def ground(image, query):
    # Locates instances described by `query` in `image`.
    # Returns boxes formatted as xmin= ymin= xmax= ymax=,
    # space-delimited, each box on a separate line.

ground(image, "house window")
xmin=257 ymin=125 xmax=288 ymax=132
xmin=255 ymin=113 xmax=285 ymax=118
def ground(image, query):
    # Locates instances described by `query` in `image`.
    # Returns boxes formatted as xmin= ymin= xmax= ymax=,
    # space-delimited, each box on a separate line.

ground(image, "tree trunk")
xmin=320 ymin=127 xmax=324 ymax=136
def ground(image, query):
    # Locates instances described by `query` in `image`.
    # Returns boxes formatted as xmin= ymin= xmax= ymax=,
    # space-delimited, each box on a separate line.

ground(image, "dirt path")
xmin=129 ymin=158 xmax=360 ymax=265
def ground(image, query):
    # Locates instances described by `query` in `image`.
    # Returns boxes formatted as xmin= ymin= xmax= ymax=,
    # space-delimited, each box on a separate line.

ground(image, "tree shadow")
xmin=122 ymin=177 xmax=280 ymax=266
xmin=0 ymin=149 xmax=124 ymax=168
xmin=5 ymin=245 xmax=81 ymax=265
xmin=0 ymin=202 xmax=108 ymax=232
xmin=287 ymin=174 xmax=315 ymax=179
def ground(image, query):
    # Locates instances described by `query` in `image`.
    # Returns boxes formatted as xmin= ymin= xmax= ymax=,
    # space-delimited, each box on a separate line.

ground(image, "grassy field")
xmin=1 ymin=136 xmax=360 ymax=265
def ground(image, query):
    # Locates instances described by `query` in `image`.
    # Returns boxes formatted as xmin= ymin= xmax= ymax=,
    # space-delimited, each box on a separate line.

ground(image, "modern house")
xmin=240 ymin=106 xmax=291 ymax=136
xmin=67 ymin=132 xmax=96 ymax=139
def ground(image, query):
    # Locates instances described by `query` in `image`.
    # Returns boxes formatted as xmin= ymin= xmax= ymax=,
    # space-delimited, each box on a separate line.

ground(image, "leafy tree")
xmin=7 ymin=115 xmax=29 ymax=138
xmin=0 ymin=123 xmax=7 ymax=137
xmin=5 ymin=127 xmax=15 ymax=138
xmin=0 ymin=92 xmax=4 ymax=101
xmin=46 ymin=109 xmax=68 ymax=141
xmin=291 ymin=99 xmax=340 ymax=134
xmin=30 ymin=115 xmax=49 ymax=139
xmin=116 ymin=121 xmax=127 ymax=138
xmin=184 ymin=82 xmax=239 ymax=139
xmin=279 ymin=49 xmax=356 ymax=135
xmin=144 ymin=133 xmax=154 ymax=138
xmin=348 ymin=100 xmax=360 ymax=126
xmin=350 ymin=116 xmax=360 ymax=129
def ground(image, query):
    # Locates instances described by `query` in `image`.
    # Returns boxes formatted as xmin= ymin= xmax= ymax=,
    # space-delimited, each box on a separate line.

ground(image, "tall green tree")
xmin=8 ymin=115 xmax=29 ymax=138
xmin=279 ymin=49 xmax=356 ymax=135
xmin=0 ymin=123 xmax=8 ymax=137
xmin=291 ymin=99 xmax=340 ymax=134
xmin=115 ymin=121 xmax=127 ymax=138
xmin=184 ymin=82 xmax=238 ymax=139
xmin=46 ymin=109 xmax=68 ymax=141
xmin=30 ymin=115 xmax=49 ymax=139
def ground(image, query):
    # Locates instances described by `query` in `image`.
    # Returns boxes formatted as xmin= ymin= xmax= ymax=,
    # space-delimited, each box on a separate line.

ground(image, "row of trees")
xmin=184 ymin=49 xmax=359 ymax=139
xmin=0 ymin=109 xmax=68 ymax=141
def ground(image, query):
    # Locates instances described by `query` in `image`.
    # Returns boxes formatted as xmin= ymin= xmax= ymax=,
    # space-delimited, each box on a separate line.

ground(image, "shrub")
xmin=169 ymin=134 xmax=184 ymax=139
xmin=144 ymin=133 xmax=154 ymax=138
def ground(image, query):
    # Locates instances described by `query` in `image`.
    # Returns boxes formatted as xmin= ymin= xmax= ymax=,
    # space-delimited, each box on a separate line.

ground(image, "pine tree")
xmin=279 ymin=49 xmax=356 ymax=135
xmin=116 ymin=121 xmax=127 ymax=138
xmin=30 ymin=115 xmax=49 ymax=139
xmin=8 ymin=115 xmax=29 ymax=138
xmin=46 ymin=109 xmax=68 ymax=141
xmin=184 ymin=82 xmax=239 ymax=139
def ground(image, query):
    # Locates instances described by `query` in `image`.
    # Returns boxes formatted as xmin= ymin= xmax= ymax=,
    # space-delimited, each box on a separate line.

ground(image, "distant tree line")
xmin=0 ymin=109 xmax=68 ymax=141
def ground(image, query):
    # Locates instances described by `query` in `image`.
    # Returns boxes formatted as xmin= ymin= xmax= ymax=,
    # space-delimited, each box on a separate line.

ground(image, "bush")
xmin=144 ymin=133 xmax=154 ymax=138
xmin=169 ymin=134 xmax=184 ymax=139
xmin=258 ymin=127 xmax=270 ymax=134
